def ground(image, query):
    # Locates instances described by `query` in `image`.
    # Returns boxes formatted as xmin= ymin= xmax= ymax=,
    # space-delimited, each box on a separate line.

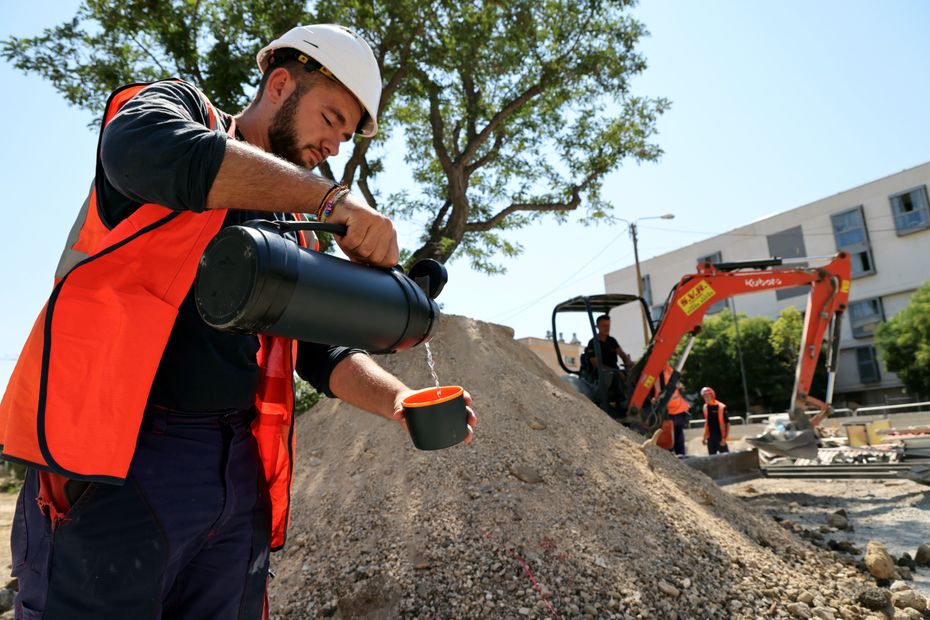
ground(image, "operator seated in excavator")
xmin=582 ymin=314 xmax=634 ymax=419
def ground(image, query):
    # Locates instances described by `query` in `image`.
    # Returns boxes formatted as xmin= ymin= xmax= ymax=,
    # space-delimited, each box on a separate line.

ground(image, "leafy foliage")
xmin=294 ymin=376 xmax=321 ymax=414
xmin=677 ymin=307 xmax=826 ymax=414
xmin=3 ymin=0 xmax=667 ymax=273
xmin=875 ymin=282 xmax=930 ymax=397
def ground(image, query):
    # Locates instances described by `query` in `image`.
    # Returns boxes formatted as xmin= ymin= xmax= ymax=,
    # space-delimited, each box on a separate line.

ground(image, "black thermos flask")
xmin=194 ymin=220 xmax=447 ymax=353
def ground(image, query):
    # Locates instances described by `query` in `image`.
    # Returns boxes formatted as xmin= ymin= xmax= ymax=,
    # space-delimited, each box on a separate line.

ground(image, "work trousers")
xmin=670 ymin=413 xmax=687 ymax=456
xmin=707 ymin=432 xmax=730 ymax=455
xmin=11 ymin=406 xmax=271 ymax=620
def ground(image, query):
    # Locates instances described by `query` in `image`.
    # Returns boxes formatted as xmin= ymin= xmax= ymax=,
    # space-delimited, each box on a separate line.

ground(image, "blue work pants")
xmin=11 ymin=406 xmax=271 ymax=619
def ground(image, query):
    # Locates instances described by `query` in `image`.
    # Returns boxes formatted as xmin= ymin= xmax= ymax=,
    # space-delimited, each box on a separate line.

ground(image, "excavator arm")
xmin=626 ymin=253 xmax=851 ymax=449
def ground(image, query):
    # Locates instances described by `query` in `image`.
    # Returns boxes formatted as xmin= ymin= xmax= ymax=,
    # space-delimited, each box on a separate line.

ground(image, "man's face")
xmin=268 ymin=74 xmax=363 ymax=169
xmin=597 ymin=318 xmax=610 ymax=336
xmin=702 ymin=391 xmax=713 ymax=403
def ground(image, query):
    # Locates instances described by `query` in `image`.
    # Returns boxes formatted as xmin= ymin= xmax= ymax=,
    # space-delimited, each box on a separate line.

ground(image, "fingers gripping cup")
xmin=402 ymin=386 xmax=468 ymax=450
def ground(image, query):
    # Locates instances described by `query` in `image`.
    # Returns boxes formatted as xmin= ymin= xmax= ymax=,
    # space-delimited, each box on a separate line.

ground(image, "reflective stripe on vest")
xmin=0 ymin=81 xmax=297 ymax=549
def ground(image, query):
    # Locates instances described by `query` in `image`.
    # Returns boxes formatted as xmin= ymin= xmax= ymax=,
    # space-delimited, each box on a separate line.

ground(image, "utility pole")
xmin=630 ymin=222 xmax=649 ymax=347
xmin=620 ymin=214 xmax=675 ymax=348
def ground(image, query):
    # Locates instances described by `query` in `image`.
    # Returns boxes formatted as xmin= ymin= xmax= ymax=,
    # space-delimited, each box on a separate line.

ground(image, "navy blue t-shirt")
xmin=705 ymin=403 xmax=725 ymax=437
xmin=98 ymin=80 xmax=356 ymax=412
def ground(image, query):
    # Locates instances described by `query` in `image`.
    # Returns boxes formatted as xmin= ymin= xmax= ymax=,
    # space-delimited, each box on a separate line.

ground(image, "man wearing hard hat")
xmin=1 ymin=24 xmax=476 ymax=619
xmin=700 ymin=386 xmax=729 ymax=455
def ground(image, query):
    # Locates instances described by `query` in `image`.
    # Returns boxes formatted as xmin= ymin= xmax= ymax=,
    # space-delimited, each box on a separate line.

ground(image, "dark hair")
xmin=254 ymin=53 xmax=326 ymax=103
xmin=596 ymin=314 xmax=610 ymax=324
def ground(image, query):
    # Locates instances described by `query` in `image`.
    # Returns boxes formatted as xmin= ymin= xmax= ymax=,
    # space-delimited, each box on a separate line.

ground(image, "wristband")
xmin=320 ymin=187 xmax=350 ymax=222
xmin=316 ymin=183 xmax=347 ymax=220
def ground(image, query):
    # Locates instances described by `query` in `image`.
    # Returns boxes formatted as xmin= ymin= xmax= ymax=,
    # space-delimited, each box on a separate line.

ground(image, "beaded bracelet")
xmin=320 ymin=187 xmax=350 ymax=222
xmin=315 ymin=183 xmax=347 ymax=220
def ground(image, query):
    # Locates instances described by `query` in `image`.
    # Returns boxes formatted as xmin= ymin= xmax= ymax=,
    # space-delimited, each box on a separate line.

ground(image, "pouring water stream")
xmin=424 ymin=342 xmax=441 ymax=398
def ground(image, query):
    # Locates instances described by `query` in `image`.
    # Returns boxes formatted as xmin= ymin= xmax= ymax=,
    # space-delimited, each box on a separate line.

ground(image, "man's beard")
xmin=268 ymin=87 xmax=307 ymax=168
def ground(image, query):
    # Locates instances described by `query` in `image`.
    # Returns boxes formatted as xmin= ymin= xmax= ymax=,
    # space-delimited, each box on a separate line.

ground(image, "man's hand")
xmin=328 ymin=192 xmax=398 ymax=267
xmin=391 ymin=389 xmax=478 ymax=446
xmin=617 ymin=347 xmax=633 ymax=368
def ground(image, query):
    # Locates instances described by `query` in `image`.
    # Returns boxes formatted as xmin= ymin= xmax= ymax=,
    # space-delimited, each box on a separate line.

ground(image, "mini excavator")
xmin=552 ymin=252 xmax=852 ymax=459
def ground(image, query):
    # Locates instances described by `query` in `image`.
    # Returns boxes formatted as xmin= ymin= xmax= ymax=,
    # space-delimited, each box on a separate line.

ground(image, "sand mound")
xmin=268 ymin=315 xmax=872 ymax=619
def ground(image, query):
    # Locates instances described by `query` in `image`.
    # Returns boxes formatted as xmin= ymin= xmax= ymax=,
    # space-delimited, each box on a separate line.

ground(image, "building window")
xmin=848 ymin=298 xmax=884 ymax=338
xmin=641 ymin=274 xmax=653 ymax=306
xmin=890 ymin=186 xmax=930 ymax=235
xmin=766 ymin=226 xmax=807 ymax=300
xmin=650 ymin=304 xmax=665 ymax=323
xmin=830 ymin=206 xmax=875 ymax=278
xmin=697 ymin=251 xmax=726 ymax=313
xmin=855 ymin=346 xmax=881 ymax=383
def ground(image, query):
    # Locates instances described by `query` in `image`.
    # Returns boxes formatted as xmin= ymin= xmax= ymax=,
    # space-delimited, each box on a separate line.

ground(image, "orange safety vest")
xmin=702 ymin=400 xmax=729 ymax=442
xmin=654 ymin=365 xmax=688 ymax=450
xmin=0 ymin=81 xmax=298 ymax=549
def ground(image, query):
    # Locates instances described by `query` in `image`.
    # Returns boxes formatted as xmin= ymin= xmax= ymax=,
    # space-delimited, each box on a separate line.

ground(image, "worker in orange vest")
xmin=701 ymin=386 xmax=730 ymax=454
xmin=0 ymin=24 xmax=477 ymax=619
xmin=661 ymin=366 xmax=691 ymax=456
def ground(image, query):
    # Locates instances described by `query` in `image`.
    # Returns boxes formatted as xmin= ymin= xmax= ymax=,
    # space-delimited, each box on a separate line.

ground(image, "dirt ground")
xmin=0 ymin=489 xmax=13 ymax=580
xmin=264 ymin=315 xmax=924 ymax=619
xmin=728 ymin=476 xmax=930 ymax=597
xmin=0 ymin=314 xmax=926 ymax=619
xmin=0 ymin=473 xmax=925 ymax=610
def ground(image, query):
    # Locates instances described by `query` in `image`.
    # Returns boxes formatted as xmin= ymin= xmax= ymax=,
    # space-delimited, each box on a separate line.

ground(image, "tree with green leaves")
xmin=3 ymin=0 xmax=667 ymax=272
xmin=678 ymin=312 xmax=775 ymax=414
xmin=875 ymin=282 xmax=930 ymax=397
xmin=676 ymin=307 xmax=826 ymax=414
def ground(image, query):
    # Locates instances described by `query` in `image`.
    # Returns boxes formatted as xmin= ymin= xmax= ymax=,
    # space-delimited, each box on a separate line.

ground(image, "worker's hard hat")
xmin=257 ymin=24 xmax=382 ymax=137
xmin=700 ymin=387 xmax=715 ymax=396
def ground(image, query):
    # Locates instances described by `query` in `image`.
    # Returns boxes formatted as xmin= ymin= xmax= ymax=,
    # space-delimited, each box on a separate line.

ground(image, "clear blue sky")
xmin=2 ymin=1 xmax=930 ymax=390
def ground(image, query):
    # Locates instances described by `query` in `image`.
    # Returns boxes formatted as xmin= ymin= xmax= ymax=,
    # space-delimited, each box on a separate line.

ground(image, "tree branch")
xmin=465 ymin=132 xmax=503 ymax=176
xmin=425 ymin=79 xmax=454 ymax=176
xmin=464 ymin=186 xmax=583 ymax=232
xmin=463 ymin=72 xmax=477 ymax=142
xmin=356 ymin=157 xmax=378 ymax=209
xmin=458 ymin=79 xmax=545 ymax=166
xmin=129 ymin=33 xmax=168 ymax=74
xmin=429 ymin=199 xmax=452 ymax=237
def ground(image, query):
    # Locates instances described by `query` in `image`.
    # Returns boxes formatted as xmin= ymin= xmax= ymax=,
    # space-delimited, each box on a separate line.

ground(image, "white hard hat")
xmin=257 ymin=24 xmax=382 ymax=137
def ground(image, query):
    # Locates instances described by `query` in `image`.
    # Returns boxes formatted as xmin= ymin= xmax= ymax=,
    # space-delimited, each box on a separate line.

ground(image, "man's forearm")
xmin=206 ymin=140 xmax=399 ymax=266
xmin=328 ymin=353 xmax=411 ymax=419
xmin=205 ymin=139 xmax=332 ymax=213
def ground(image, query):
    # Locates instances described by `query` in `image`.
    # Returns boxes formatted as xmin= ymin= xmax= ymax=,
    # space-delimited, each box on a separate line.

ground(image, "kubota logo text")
xmin=745 ymin=277 xmax=783 ymax=288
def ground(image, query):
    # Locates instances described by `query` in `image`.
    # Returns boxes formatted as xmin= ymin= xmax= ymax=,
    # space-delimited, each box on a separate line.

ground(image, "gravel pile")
xmin=268 ymin=315 xmax=908 ymax=619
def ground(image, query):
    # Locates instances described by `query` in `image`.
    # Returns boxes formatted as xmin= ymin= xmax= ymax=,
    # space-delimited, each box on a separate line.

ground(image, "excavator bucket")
xmin=744 ymin=429 xmax=819 ymax=460
xmin=744 ymin=408 xmax=820 ymax=460
xmin=787 ymin=406 xmax=815 ymax=431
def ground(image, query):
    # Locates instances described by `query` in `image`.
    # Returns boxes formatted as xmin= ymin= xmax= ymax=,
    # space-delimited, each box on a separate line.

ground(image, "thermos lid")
xmin=195 ymin=225 xmax=298 ymax=333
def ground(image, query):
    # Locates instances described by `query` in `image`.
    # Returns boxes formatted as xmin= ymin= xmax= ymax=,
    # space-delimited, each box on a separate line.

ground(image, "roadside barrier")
xmin=688 ymin=400 xmax=930 ymax=429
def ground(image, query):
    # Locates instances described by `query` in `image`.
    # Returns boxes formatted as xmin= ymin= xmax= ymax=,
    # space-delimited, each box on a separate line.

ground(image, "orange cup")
xmin=402 ymin=386 xmax=468 ymax=450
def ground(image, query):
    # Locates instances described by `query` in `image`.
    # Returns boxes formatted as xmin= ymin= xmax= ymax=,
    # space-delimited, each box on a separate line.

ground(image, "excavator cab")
xmin=551 ymin=294 xmax=655 ymax=421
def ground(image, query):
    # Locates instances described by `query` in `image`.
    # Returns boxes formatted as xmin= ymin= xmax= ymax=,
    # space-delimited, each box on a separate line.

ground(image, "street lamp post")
xmin=620 ymin=213 xmax=675 ymax=347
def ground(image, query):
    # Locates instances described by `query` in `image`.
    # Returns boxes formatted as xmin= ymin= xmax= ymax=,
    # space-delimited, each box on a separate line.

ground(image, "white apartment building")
xmin=604 ymin=161 xmax=930 ymax=408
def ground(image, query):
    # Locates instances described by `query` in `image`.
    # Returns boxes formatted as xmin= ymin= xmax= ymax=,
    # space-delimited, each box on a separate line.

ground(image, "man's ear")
xmin=264 ymin=67 xmax=294 ymax=105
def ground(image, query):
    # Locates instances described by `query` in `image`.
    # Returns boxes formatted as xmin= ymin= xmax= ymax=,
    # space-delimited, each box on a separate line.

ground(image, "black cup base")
xmin=404 ymin=396 xmax=468 ymax=451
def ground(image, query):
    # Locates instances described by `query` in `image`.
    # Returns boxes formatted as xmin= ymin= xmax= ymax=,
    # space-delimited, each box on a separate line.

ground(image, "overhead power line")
xmin=491 ymin=234 xmax=634 ymax=323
